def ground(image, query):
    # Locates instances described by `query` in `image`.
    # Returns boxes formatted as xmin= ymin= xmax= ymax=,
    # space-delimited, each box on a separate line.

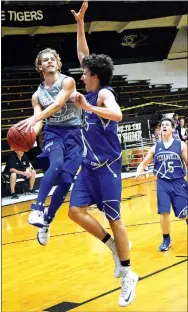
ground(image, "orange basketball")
xmin=7 ymin=124 xmax=36 ymax=152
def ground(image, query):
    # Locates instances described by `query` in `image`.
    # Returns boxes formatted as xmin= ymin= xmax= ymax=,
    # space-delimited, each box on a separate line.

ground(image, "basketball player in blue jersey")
xmin=18 ymin=48 xmax=83 ymax=244
xmin=63 ymin=2 xmax=138 ymax=307
xmin=136 ymin=117 xmax=188 ymax=251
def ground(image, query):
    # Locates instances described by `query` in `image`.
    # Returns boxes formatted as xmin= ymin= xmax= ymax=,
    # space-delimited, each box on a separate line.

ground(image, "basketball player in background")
xmin=18 ymin=48 xmax=84 ymax=244
xmin=67 ymin=2 xmax=138 ymax=307
xmin=136 ymin=117 xmax=188 ymax=251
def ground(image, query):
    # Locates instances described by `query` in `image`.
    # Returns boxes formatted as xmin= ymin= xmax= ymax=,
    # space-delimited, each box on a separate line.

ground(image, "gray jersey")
xmin=37 ymin=73 xmax=82 ymax=127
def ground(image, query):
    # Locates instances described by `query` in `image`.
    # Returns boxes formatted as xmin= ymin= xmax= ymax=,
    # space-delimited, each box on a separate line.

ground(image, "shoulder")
xmin=61 ymin=76 xmax=76 ymax=89
xmin=98 ymin=88 xmax=116 ymax=100
xmin=32 ymin=91 xmax=39 ymax=101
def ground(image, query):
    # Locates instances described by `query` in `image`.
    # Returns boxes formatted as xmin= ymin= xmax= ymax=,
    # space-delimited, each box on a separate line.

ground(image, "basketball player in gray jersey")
xmin=18 ymin=48 xmax=84 ymax=245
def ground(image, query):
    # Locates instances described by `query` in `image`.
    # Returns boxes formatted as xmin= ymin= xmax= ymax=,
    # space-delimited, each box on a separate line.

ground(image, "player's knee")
xmin=68 ymin=207 xmax=79 ymax=220
xmin=49 ymin=158 xmax=63 ymax=172
xmin=68 ymin=206 xmax=85 ymax=221
xmin=109 ymin=219 xmax=123 ymax=230
xmin=60 ymin=171 xmax=73 ymax=186
xmin=31 ymin=169 xmax=36 ymax=177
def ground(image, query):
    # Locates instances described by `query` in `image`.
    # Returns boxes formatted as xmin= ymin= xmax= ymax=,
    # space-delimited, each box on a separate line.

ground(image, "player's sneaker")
xmin=28 ymin=203 xmax=44 ymax=228
xmin=118 ymin=271 xmax=139 ymax=307
xmin=37 ymin=222 xmax=50 ymax=246
xmin=113 ymin=241 xmax=132 ymax=278
xmin=159 ymin=237 xmax=171 ymax=251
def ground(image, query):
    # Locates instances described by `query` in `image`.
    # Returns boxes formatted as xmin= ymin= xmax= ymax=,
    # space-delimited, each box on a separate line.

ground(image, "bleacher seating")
xmin=1 ymin=69 xmax=188 ymax=168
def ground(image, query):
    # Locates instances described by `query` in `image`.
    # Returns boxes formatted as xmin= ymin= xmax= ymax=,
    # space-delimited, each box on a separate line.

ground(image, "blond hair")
xmin=35 ymin=48 xmax=62 ymax=76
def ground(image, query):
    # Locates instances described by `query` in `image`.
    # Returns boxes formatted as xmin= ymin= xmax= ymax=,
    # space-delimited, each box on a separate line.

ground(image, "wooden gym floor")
xmin=2 ymin=175 xmax=187 ymax=312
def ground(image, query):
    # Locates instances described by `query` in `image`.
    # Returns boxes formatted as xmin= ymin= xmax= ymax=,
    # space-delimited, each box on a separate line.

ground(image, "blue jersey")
xmin=153 ymin=139 xmax=186 ymax=180
xmin=172 ymin=128 xmax=180 ymax=140
xmin=37 ymin=73 xmax=82 ymax=127
xmin=82 ymin=87 xmax=122 ymax=174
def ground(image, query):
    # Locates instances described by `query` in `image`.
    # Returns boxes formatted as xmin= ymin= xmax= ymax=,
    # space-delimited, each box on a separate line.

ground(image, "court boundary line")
xmin=1 ymin=180 xmax=156 ymax=218
xmin=45 ymin=257 xmax=188 ymax=312
xmin=2 ymin=219 xmax=181 ymax=246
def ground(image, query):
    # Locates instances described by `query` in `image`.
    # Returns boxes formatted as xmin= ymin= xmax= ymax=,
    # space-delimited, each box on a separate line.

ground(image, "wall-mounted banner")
xmin=1 ymin=10 xmax=43 ymax=23
xmin=118 ymin=119 xmax=150 ymax=144
xmin=1 ymin=2 xmax=187 ymax=27
xmin=118 ymin=120 xmax=151 ymax=168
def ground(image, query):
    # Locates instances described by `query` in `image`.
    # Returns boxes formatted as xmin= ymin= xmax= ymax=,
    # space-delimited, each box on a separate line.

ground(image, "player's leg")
xmin=28 ymin=148 xmax=65 ymax=227
xmin=69 ymin=168 xmax=124 ymax=271
xmin=171 ymin=178 xmax=188 ymax=224
xmin=99 ymin=173 xmax=138 ymax=307
xmin=69 ymin=167 xmax=108 ymax=238
xmin=37 ymin=171 xmax=74 ymax=246
xmin=47 ymin=127 xmax=84 ymax=221
xmin=10 ymin=172 xmax=19 ymax=199
xmin=37 ymin=128 xmax=84 ymax=245
xmin=157 ymin=179 xmax=171 ymax=251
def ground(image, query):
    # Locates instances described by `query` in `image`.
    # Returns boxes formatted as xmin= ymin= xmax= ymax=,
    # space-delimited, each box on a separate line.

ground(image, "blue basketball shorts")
xmin=70 ymin=166 xmax=122 ymax=221
xmin=157 ymin=177 xmax=188 ymax=218
xmin=37 ymin=125 xmax=84 ymax=176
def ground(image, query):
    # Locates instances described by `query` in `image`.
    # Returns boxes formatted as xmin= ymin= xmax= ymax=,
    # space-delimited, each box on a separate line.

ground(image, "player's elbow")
xmin=111 ymin=113 xmax=122 ymax=122
xmin=116 ymin=112 xmax=122 ymax=122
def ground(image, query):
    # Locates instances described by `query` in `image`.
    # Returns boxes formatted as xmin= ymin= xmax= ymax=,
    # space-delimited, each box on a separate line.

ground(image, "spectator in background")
xmin=4 ymin=151 xmax=37 ymax=199
xmin=172 ymin=114 xmax=180 ymax=140
xmin=177 ymin=118 xmax=188 ymax=142
xmin=152 ymin=125 xmax=161 ymax=143
xmin=173 ymin=113 xmax=179 ymax=128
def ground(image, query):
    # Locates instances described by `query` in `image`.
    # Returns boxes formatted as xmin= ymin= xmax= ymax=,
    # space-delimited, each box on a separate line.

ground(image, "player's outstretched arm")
xmin=18 ymin=77 xmax=76 ymax=131
xmin=181 ymin=141 xmax=188 ymax=166
xmin=71 ymin=1 xmax=89 ymax=64
xmin=136 ymin=145 xmax=155 ymax=179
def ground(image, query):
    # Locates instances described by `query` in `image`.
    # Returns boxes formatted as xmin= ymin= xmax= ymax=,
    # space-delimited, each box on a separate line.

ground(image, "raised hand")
xmin=71 ymin=1 xmax=88 ymax=23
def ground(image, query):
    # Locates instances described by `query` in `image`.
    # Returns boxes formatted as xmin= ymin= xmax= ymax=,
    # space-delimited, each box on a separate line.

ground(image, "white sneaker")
xmin=28 ymin=210 xmax=44 ymax=228
xmin=37 ymin=223 xmax=50 ymax=246
xmin=119 ymin=271 xmax=138 ymax=307
xmin=113 ymin=241 xmax=132 ymax=278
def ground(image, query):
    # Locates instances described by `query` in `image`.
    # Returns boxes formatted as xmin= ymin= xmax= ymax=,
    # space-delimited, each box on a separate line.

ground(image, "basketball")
xmin=7 ymin=124 xmax=36 ymax=152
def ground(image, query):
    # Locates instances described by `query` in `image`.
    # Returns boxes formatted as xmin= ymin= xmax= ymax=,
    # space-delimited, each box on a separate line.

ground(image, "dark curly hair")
xmin=160 ymin=117 xmax=175 ymax=128
xmin=81 ymin=54 xmax=114 ymax=86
